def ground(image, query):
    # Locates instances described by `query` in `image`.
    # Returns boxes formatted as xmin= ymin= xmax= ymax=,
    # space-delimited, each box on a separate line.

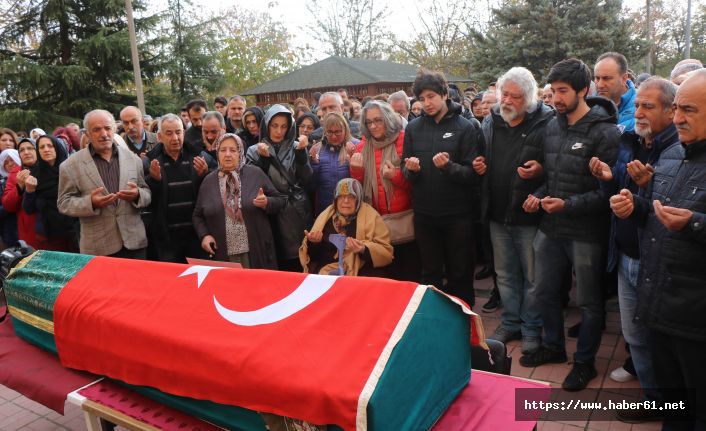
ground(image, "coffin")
xmin=4 ymin=250 xmax=474 ymax=431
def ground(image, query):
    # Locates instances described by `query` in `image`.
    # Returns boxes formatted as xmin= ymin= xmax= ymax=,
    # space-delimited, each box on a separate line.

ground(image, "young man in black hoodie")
xmin=521 ymin=58 xmax=620 ymax=391
xmin=402 ymin=68 xmax=483 ymax=306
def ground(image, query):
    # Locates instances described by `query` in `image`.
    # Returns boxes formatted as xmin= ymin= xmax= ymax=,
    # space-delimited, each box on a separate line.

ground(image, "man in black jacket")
xmin=590 ymin=77 xmax=678 ymax=422
xmin=610 ymin=70 xmax=706 ymax=428
xmin=520 ymin=59 xmax=620 ymax=391
xmin=472 ymin=67 xmax=554 ymax=354
xmin=402 ymin=68 xmax=483 ymax=306
xmin=184 ymin=99 xmax=207 ymax=154
xmin=144 ymin=113 xmax=214 ymax=263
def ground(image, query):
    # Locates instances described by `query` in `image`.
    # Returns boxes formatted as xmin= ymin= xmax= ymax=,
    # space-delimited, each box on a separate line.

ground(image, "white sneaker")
xmin=610 ymin=366 xmax=637 ymax=383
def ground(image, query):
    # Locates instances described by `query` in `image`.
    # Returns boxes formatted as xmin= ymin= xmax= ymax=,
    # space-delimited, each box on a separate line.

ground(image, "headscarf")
xmin=238 ymin=106 xmax=265 ymax=149
xmin=332 ymin=178 xmax=363 ymax=233
xmin=30 ymin=128 xmax=46 ymax=140
xmin=30 ymin=135 xmax=72 ymax=236
xmin=214 ymin=133 xmax=245 ymax=223
xmin=295 ymin=112 xmax=321 ymax=135
xmin=0 ymin=149 xmax=21 ymax=177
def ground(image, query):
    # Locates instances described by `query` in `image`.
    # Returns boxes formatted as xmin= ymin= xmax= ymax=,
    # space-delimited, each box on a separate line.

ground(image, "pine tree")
xmin=469 ymin=0 xmax=647 ymax=86
xmin=0 ymin=0 xmax=160 ymax=131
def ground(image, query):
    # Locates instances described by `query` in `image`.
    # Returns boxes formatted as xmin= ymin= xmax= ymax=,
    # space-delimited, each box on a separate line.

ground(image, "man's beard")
xmin=555 ymin=94 xmax=580 ymax=115
xmin=635 ymin=122 xmax=652 ymax=138
xmin=500 ymin=104 xmax=519 ymax=123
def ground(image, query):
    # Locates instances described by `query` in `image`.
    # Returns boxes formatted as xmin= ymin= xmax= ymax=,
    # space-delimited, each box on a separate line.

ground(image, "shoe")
xmin=562 ymin=361 xmax=597 ymax=391
xmin=519 ymin=345 xmax=567 ymax=368
xmin=475 ymin=265 xmax=494 ymax=280
xmin=482 ymin=289 xmax=502 ymax=312
xmin=609 ymin=366 xmax=637 ymax=383
xmin=488 ymin=327 xmax=522 ymax=344
xmin=521 ymin=335 xmax=541 ymax=354
xmin=616 ymin=405 xmax=664 ymax=423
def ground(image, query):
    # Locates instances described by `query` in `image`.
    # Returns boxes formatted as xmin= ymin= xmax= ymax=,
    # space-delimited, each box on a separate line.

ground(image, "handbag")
xmin=381 ymin=209 xmax=414 ymax=245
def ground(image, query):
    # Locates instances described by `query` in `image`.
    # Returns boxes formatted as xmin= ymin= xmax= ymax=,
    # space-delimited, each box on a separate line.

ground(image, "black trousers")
xmin=155 ymin=233 xmax=207 ymax=264
xmin=414 ymin=212 xmax=475 ymax=306
xmin=649 ymin=328 xmax=706 ymax=430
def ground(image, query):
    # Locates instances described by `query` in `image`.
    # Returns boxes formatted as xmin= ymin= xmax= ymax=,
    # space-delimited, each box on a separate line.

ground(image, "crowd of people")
xmin=1 ymin=52 xmax=705 ymax=429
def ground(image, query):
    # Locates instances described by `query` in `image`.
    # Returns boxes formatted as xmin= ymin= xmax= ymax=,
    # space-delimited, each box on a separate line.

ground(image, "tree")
xmin=0 ymin=0 xmax=160 ymax=130
xmin=469 ymin=0 xmax=647 ymax=86
xmin=388 ymin=0 xmax=478 ymax=77
xmin=213 ymin=6 xmax=306 ymax=95
xmin=627 ymin=0 xmax=706 ymax=76
xmin=155 ymin=0 xmax=224 ymax=103
xmin=305 ymin=0 xmax=393 ymax=59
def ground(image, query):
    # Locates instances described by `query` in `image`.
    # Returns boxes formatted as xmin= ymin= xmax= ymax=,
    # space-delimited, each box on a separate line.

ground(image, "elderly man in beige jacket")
xmin=58 ymin=109 xmax=151 ymax=258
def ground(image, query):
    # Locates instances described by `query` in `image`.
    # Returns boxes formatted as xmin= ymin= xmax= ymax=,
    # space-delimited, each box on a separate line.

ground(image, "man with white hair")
xmin=472 ymin=67 xmax=554 ymax=354
xmin=310 ymin=92 xmax=361 ymax=141
xmin=57 ymin=109 xmax=151 ymax=258
xmin=670 ymin=59 xmax=703 ymax=85
xmin=388 ymin=90 xmax=414 ymax=122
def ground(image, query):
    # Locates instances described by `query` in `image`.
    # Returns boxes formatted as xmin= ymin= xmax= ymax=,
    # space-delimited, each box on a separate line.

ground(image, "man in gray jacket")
xmin=58 ymin=109 xmax=151 ymax=258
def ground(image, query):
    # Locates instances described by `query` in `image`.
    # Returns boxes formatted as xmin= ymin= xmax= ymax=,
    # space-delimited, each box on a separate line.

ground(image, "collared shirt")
xmin=126 ymin=130 xmax=146 ymax=151
xmin=89 ymin=143 xmax=120 ymax=195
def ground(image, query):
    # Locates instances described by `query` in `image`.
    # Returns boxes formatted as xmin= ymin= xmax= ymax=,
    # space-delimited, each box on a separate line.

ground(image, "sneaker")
xmin=519 ymin=346 xmax=567 ymax=368
xmin=609 ymin=366 xmax=637 ymax=383
xmin=488 ymin=327 xmax=522 ymax=344
xmin=521 ymin=335 xmax=541 ymax=354
xmin=616 ymin=405 xmax=664 ymax=423
xmin=482 ymin=289 xmax=502 ymax=312
xmin=475 ymin=265 xmax=494 ymax=280
xmin=562 ymin=361 xmax=597 ymax=391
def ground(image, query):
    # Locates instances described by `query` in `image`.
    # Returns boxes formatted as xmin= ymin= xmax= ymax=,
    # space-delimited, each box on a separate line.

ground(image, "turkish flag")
xmin=53 ymin=257 xmax=422 ymax=430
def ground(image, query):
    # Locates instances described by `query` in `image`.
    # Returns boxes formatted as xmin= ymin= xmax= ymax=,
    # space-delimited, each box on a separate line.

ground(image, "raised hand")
xmin=91 ymin=187 xmax=118 ymax=209
xmin=472 ymin=156 xmax=486 ymax=175
xmin=404 ymin=157 xmax=420 ymax=172
xmin=432 ymin=152 xmax=450 ymax=169
xmin=304 ymin=229 xmax=323 ymax=243
xmin=149 ymin=159 xmax=161 ymax=181
xmin=610 ymin=189 xmax=634 ymax=219
xmin=522 ymin=194 xmax=540 ymax=213
xmin=253 ymin=187 xmax=267 ymax=209
xmin=518 ymin=160 xmax=543 ymax=179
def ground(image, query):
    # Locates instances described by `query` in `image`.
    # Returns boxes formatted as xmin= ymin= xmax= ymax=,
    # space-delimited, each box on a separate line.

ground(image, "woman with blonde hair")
xmin=309 ymin=112 xmax=353 ymax=215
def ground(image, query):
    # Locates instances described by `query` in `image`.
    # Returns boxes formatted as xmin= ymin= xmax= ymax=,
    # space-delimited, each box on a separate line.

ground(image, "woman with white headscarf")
xmin=0 ymin=149 xmax=21 ymax=246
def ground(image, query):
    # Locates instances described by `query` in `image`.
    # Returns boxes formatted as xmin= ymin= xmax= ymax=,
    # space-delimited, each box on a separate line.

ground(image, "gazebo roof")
xmin=242 ymin=56 xmax=469 ymax=96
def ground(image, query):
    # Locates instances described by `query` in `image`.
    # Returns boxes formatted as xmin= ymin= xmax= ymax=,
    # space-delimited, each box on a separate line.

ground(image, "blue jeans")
xmin=489 ymin=221 xmax=541 ymax=337
xmin=533 ymin=230 xmax=604 ymax=363
xmin=618 ymin=254 xmax=662 ymax=402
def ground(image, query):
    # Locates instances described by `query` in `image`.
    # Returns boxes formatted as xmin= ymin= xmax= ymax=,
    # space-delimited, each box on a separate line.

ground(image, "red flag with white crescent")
xmin=53 ymin=257 xmax=423 ymax=430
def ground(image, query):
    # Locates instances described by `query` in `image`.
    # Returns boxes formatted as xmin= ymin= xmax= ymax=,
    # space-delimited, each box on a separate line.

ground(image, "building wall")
xmin=254 ymin=83 xmax=414 ymax=107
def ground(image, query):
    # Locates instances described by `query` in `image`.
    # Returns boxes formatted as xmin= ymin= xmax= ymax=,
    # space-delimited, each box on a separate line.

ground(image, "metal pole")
xmin=125 ymin=0 xmax=146 ymax=114
xmin=685 ymin=0 xmax=692 ymax=59
xmin=645 ymin=0 xmax=652 ymax=74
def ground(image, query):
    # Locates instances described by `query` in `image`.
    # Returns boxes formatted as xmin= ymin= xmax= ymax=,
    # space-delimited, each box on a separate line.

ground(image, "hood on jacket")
xmin=241 ymin=106 xmax=265 ymax=139
xmin=417 ymin=99 xmax=463 ymax=121
xmin=261 ymin=104 xmax=296 ymax=145
xmin=296 ymin=112 xmax=321 ymax=131
xmin=555 ymin=96 xmax=618 ymax=132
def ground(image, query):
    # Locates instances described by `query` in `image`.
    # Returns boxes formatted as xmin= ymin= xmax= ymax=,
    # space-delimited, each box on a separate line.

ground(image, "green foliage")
xmin=469 ymin=0 xmax=648 ymax=86
xmin=0 ymin=0 xmax=160 ymax=131
xmin=213 ymin=7 xmax=304 ymax=95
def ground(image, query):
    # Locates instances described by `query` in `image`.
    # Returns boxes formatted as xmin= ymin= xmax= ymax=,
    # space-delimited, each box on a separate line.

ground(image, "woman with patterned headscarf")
xmin=193 ymin=133 xmax=286 ymax=268
xmin=299 ymin=178 xmax=392 ymax=276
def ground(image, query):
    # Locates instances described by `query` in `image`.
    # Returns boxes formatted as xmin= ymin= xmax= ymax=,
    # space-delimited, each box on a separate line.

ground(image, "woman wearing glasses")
xmin=350 ymin=100 xmax=420 ymax=282
xmin=308 ymin=112 xmax=354 ymax=215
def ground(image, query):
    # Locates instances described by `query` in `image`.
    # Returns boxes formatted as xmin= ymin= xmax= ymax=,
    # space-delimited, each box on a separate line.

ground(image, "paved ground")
xmin=0 ymin=274 xmax=664 ymax=431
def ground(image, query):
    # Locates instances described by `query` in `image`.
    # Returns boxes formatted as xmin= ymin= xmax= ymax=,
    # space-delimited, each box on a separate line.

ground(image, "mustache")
xmin=676 ymin=124 xmax=690 ymax=131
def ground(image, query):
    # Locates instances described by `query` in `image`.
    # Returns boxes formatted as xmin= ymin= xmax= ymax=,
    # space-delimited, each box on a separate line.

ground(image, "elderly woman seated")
xmin=299 ymin=178 xmax=393 ymax=277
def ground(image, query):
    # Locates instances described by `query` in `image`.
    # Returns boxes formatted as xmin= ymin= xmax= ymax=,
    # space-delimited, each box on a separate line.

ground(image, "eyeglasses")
xmin=364 ymin=118 xmax=385 ymax=127
xmin=325 ymin=129 xmax=343 ymax=137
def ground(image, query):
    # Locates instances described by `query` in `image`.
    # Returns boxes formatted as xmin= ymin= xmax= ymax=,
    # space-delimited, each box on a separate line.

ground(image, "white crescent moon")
xmin=213 ymin=274 xmax=338 ymax=326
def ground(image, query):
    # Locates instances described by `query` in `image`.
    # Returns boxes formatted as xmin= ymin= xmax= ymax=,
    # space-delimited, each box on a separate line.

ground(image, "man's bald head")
xmin=673 ymin=69 xmax=706 ymax=145
xmin=119 ymin=106 xmax=144 ymax=141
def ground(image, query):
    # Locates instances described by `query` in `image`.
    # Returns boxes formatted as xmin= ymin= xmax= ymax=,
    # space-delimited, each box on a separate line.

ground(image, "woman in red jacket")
xmin=350 ymin=100 xmax=420 ymax=282
xmin=2 ymin=138 xmax=38 ymax=248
